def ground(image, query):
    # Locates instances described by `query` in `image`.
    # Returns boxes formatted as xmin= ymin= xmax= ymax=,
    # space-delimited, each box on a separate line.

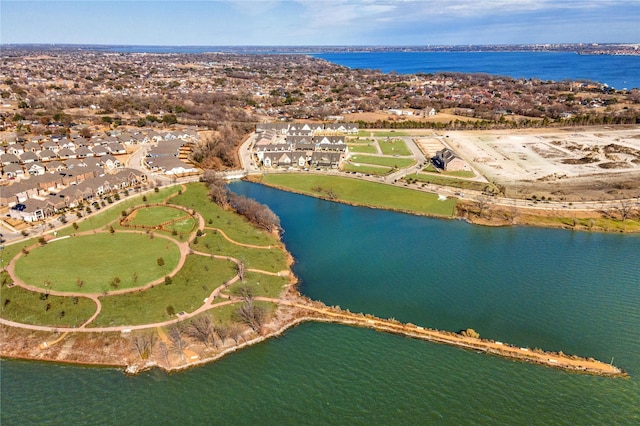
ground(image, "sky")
xmin=1 ymin=0 xmax=639 ymax=46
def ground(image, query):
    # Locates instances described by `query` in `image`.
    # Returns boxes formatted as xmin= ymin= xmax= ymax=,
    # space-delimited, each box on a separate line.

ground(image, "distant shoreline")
xmin=2 ymin=43 xmax=638 ymax=56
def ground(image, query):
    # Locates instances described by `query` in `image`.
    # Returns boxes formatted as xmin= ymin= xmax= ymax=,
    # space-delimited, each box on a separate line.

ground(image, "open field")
xmin=378 ymin=138 xmax=412 ymax=156
xmin=347 ymin=143 xmax=378 ymax=154
xmin=259 ymin=174 xmax=457 ymax=217
xmin=444 ymin=127 xmax=640 ymax=200
xmin=0 ymin=275 xmax=96 ymax=327
xmin=349 ymin=155 xmax=416 ymax=168
xmin=91 ymin=255 xmax=237 ymax=327
xmin=341 ymin=163 xmax=392 ymax=176
xmin=14 ymin=233 xmax=181 ymax=293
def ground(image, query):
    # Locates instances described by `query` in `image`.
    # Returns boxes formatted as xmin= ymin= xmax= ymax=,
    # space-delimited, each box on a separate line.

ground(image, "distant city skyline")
xmin=1 ymin=0 xmax=639 ymax=46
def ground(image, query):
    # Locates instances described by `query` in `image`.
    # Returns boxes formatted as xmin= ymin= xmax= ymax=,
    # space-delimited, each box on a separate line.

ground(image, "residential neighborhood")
xmin=0 ymin=126 xmax=200 ymax=227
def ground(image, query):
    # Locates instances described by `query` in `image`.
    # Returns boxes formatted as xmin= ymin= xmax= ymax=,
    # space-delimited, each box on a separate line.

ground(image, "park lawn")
xmin=261 ymin=174 xmax=457 ymax=217
xmin=91 ymin=255 xmax=237 ymax=327
xmin=14 ymin=233 xmax=181 ymax=293
xmin=350 ymin=155 xmax=416 ymax=168
xmin=56 ymin=186 xmax=182 ymax=237
xmin=341 ymin=163 xmax=392 ymax=176
xmin=405 ymin=173 xmax=497 ymax=192
xmin=191 ymin=231 xmax=288 ymax=273
xmin=378 ymin=138 xmax=412 ymax=156
xmin=222 ymin=271 xmax=290 ymax=299
xmin=347 ymin=137 xmax=376 ymax=144
xmin=129 ymin=206 xmax=187 ymax=227
xmin=371 ymin=131 xmax=409 ymax=137
xmin=347 ymin=144 xmax=378 ymax=154
xmin=170 ymin=183 xmax=280 ymax=247
xmin=0 ymin=278 xmax=96 ymax=327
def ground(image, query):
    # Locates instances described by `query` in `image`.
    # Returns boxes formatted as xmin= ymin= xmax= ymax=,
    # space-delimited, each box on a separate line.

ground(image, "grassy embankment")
xmin=258 ymin=174 xmax=457 ymax=218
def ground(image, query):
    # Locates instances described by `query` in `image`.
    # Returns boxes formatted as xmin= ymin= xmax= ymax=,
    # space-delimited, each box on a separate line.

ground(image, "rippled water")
xmin=2 ymin=182 xmax=639 ymax=425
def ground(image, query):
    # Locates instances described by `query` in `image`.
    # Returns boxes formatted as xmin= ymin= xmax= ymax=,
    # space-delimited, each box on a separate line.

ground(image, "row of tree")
xmin=205 ymin=173 xmax=281 ymax=233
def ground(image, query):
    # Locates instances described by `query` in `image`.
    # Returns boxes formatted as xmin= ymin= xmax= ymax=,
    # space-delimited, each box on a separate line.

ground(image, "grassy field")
xmin=349 ymin=155 xmax=416 ymax=168
xmin=347 ymin=144 xmax=378 ymax=154
xmin=128 ymin=206 xmax=187 ymax=227
xmin=91 ymin=255 xmax=237 ymax=326
xmin=192 ymin=231 xmax=289 ymax=273
xmin=169 ymin=183 xmax=281 ymax=247
xmin=260 ymin=174 xmax=457 ymax=217
xmin=14 ymin=233 xmax=181 ymax=293
xmin=341 ymin=163 xmax=392 ymax=176
xmin=405 ymin=173 xmax=497 ymax=192
xmin=56 ymin=186 xmax=182 ymax=237
xmin=378 ymin=138 xmax=412 ymax=156
xmin=1 ymin=274 xmax=97 ymax=327
xmin=421 ymin=165 xmax=476 ymax=179
xmin=2 ymin=182 xmax=294 ymax=332
xmin=371 ymin=131 xmax=409 ymax=137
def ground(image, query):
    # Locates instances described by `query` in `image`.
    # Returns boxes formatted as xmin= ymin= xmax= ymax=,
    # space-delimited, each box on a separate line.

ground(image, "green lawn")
xmin=91 ymin=255 xmax=237 ymax=326
xmin=349 ymin=155 xmax=416 ymax=168
xmin=341 ymin=163 xmax=392 ymax=176
xmin=169 ymin=183 xmax=280 ymax=247
xmin=14 ymin=233 xmax=181 ymax=293
xmin=3 ymin=182 xmax=295 ymax=329
xmin=405 ymin=173 xmax=497 ymax=192
xmin=371 ymin=131 xmax=409 ymax=137
xmin=191 ymin=231 xmax=289 ymax=273
xmin=0 ymin=275 xmax=97 ymax=327
xmin=347 ymin=137 xmax=376 ymax=144
xmin=56 ymin=186 xmax=182 ymax=237
xmin=261 ymin=174 xmax=457 ymax=217
xmin=378 ymin=138 xmax=412 ymax=156
xmin=347 ymin=144 xmax=378 ymax=154
xmin=128 ymin=206 xmax=188 ymax=227
xmin=223 ymin=271 xmax=290 ymax=299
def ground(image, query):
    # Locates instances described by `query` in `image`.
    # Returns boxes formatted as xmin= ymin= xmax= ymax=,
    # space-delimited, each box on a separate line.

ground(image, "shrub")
xmin=157 ymin=257 xmax=165 ymax=266
xmin=164 ymin=276 xmax=172 ymax=285
xmin=166 ymin=305 xmax=175 ymax=316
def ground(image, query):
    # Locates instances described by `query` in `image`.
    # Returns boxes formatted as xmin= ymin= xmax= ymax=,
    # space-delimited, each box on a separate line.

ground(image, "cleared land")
xmin=444 ymin=127 xmax=640 ymax=200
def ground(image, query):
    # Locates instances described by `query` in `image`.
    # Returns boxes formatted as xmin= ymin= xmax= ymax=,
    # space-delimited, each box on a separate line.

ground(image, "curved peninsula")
xmin=0 ymin=183 xmax=628 ymax=378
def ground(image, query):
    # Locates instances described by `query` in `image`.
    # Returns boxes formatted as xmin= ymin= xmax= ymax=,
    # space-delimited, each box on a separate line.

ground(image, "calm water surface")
xmin=2 ymin=182 xmax=639 ymax=425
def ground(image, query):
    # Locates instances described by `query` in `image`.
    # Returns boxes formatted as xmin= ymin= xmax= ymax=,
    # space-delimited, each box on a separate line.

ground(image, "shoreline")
xmin=0 ymin=182 xmax=631 ymax=378
xmin=246 ymin=175 xmax=640 ymax=234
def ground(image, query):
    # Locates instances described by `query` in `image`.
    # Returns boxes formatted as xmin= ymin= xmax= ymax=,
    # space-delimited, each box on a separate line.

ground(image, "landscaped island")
xmin=0 ymin=182 xmax=628 ymax=377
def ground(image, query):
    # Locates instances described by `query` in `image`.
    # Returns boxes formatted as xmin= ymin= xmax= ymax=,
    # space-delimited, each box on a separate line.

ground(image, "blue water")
xmin=2 ymin=182 xmax=639 ymax=424
xmin=316 ymin=51 xmax=640 ymax=90
xmin=88 ymin=45 xmax=639 ymax=90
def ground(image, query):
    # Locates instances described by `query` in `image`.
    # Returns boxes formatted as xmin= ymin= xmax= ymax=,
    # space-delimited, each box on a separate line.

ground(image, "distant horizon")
xmin=2 ymin=42 xmax=637 ymax=48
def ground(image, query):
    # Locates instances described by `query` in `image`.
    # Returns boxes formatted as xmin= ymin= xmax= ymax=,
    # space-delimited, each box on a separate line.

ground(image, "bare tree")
xmin=475 ymin=195 xmax=491 ymax=219
xmin=236 ymin=260 xmax=246 ymax=283
xmin=188 ymin=316 xmax=216 ymax=348
xmin=235 ymin=287 xmax=266 ymax=333
xmin=131 ymin=332 xmax=156 ymax=360
xmin=167 ymin=325 xmax=187 ymax=359
xmin=158 ymin=342 xmax=170 ymax=366
xmin=228 ymin=323 xmax=244 ymax=344
xmin=215 ymin=324 xmax=229 ymax=345
xmin=612 ymin=200 xmax=637 ymax=222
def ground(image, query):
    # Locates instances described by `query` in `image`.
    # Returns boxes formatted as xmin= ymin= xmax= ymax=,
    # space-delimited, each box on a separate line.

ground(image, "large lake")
xmin=315 ymin=51 xmax=640 ymax=90
xmin=2 ymin=182 xmax=639 ymax=424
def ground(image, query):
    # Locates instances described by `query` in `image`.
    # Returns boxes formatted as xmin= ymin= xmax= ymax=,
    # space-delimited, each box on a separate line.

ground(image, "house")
xmin=26 ymin=162 xmax=46 ymax=176
xmin=9 ymin=198 xmax=53 ymax=222
xmin=38 ymin=149 xmax=57 ymax=162
xmin=433 ymin=148 xmax=466 ymax=171
xmin=1 ymin=153 xmax=20 ymax=166
xmin=310 ymin=151 xmax=342 ymax=168
xmin=20 ymin=151 xmax=39 ymax=164
xmin=3 ymin=163 xmax=25 ymax=180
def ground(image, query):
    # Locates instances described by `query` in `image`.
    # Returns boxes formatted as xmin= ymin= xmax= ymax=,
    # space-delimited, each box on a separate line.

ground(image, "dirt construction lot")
xmin=442 ymin=126 xmax=640 ymax=201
